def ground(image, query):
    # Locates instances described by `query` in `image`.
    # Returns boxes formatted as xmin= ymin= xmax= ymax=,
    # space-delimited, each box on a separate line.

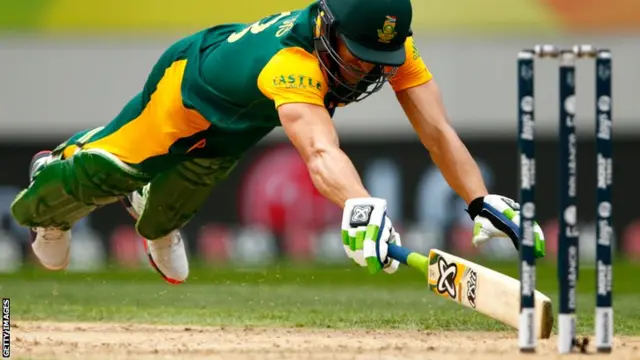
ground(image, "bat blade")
xmin=426 ymin=249 xmax=553 ymax=339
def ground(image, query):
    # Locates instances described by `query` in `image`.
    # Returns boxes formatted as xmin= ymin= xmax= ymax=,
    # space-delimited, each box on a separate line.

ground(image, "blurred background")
xmin=1 ymin=0 xmax=639 ymax=273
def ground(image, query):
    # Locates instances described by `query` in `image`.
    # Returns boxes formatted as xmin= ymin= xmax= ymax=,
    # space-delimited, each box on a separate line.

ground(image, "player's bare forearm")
xmin=425 ymin=123 xmax=488 ymax=204
xmin=278 ymin=103 xmax=370 ymax=208
xmin=397 ymin=81 xmax=488 ymax=204
xmin=306 ymin=146 xmax=370 ymax=207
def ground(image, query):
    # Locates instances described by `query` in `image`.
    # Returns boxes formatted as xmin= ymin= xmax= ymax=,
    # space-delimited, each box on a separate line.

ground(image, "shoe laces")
xmin=36 ymin=227 xmax=65 ymax=242
xmin=151 ymin=231 xmax=182 ymax=250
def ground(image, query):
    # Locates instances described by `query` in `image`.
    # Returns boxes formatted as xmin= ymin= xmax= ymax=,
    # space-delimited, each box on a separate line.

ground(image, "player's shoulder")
xmin=214 ymin=2 xmax=318 ymax=63
xmin=405 ymin=35 xmax=421 ymax=59
xmin=272 ymin=2 xmax=319 ymax=55
xmin=255 ymin=2 xmax=325 ymax=86
xmin=255 ymin=3 xmax=328 ymax=109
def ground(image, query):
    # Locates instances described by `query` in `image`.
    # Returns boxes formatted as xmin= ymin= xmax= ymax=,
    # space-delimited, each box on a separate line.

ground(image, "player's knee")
xmin=177 ymin=157 xmax=239 ymax=186
xmin=133 ymin=157 xmax=239 ymax=240
xmin=11 ymin=149 xmax=150 ymax=229
xmin=67 ymin=149 xmax=149 ymax=205
xmin=10 ymin=189 xmax=34 ymax=227
xmin=9 ymin=160 xmax=98 ymax=229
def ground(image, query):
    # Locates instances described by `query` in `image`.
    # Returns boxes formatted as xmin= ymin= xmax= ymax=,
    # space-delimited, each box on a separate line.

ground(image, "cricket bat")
xmin=387 ymin=243 xmax=553 ymax=339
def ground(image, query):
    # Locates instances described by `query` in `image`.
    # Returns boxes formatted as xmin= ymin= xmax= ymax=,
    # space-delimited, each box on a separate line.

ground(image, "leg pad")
xmin=136 ymin=157 xmax=237 ymax=239
xmin=11 ymin=150 xmax=149 ymax=230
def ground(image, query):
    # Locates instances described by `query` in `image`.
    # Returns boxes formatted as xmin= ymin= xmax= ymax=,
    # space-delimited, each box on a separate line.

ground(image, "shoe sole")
xmin=120 ymin=197 xmax=185 ymax=285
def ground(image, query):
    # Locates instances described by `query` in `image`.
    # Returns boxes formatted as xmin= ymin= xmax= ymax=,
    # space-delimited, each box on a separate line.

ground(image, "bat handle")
xmin=387 ymin=243 xmax=429 ymax=274
xmin=387 ymin=243 xmax=410 ymax=265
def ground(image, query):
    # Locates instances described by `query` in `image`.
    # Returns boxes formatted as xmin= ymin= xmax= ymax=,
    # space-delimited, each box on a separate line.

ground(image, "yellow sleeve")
xmin=257 ymin=47 xmax=329 ymax=108
xmin=388 ymin=37 xmax=433 ymax=92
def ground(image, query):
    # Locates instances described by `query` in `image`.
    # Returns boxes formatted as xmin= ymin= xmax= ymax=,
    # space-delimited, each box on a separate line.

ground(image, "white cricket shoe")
xmin=143 ymin=231 xmax=189 ymax=284
xmin=32 ymin=227 xmax=71 ymax=270
xmin=28 ymin=150 xmax=71 ymax=270
xmin=121 ymin=187 xmax=189 ymax=284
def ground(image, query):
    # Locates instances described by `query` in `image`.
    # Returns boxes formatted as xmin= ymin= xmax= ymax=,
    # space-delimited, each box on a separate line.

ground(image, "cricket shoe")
xmin=121 ymin=188 xmax=189 ymax=284
xmin=29 ymin=150 xmax=72 ymax=270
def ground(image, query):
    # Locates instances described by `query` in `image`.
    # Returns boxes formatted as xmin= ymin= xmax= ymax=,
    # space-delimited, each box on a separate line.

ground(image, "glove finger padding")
xmin=479 ymin=195 xmax=521 ymax=243
xmin=472 ymin=216 xmax=502 ymax=245
xmin=345 ymin=228 xmax=367 ymax=267
xmin=509 ymin=212 xmax=546 ymax=256
xmin=362 ymin=216 xmax=401 ymax=274
xmin=362 ymin=215 xmax=389 ymax=274
xmin=469 ymin=194 xmax=546 ymax=258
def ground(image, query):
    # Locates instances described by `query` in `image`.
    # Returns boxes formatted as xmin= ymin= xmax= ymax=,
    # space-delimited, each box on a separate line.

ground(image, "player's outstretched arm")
xmin=278 ymin=102 xmax=403 ymax=274
xmin=396 ymin=80 xmax=545 ymax=257
xmin=278 ymin=102 xmax=370 ymax=207
xmin=396 ymin=79 xmax=488 ymax=204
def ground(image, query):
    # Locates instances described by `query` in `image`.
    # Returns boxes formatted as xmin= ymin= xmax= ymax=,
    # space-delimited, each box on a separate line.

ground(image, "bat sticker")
xmin=436 ymin=257 xmax=458 ymax=299
xmin=466 ymin=269 xmax=478 ymax=308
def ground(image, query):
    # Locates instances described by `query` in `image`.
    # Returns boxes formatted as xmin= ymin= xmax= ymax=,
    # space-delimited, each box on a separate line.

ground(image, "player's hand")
xmin=341 ymin=198 xmax=401 ymax=274
xmin=466 ymin=194 xmax=545 ymax=258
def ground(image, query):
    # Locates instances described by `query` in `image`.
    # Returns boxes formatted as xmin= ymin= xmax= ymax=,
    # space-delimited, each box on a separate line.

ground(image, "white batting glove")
xmin=466 ymin=194 xmax=546 ymax=258
xmin=341 ymin=198 xmax=401 ymax=274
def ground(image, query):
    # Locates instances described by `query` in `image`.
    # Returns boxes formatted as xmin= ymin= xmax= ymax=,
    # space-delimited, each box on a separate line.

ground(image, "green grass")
xmin=1 ymin=260 xmax=639 ymax=335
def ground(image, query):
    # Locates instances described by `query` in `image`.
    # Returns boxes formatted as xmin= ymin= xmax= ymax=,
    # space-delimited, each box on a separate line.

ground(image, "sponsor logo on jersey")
xmin=412 ymin=41 xmax=420 ymax=60
xmin=273 ymin=74 xmax=322 ymax=90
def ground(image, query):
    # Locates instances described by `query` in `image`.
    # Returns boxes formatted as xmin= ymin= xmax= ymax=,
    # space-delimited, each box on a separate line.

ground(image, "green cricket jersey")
xmin=72 ymin=1 xmax=431 ymax=169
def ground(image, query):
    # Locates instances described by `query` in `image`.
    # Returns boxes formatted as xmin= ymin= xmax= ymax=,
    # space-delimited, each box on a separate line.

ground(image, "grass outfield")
xmin=2 ymin=259 xmax=639 ymax=336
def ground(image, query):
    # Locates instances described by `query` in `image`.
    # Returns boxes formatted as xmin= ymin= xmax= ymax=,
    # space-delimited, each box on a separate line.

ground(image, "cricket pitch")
xmin=11 ymin=321 xmax=640 ymax=360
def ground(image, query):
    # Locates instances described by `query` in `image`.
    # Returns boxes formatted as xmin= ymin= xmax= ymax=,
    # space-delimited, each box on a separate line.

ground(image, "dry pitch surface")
xmin=11 ymin=321 xmax=640 ymax=360
xmin=6 ymin=264 xmax=640 ymax=359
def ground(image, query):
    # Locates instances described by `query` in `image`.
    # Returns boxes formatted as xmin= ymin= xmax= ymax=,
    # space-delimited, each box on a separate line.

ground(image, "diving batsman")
xmin=10 ymin=0 xmax=546 ymax=284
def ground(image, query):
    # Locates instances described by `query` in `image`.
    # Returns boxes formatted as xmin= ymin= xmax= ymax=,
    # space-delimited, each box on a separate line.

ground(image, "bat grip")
xmin=387 ymin=243 xmax=429 ymax=274
xmin=387 ymin=243 xmax=410 ymax=265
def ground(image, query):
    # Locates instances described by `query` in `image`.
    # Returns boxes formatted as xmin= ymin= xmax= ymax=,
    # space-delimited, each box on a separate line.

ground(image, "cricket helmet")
xmin=314 ymin=0 xmax=413 ymax=104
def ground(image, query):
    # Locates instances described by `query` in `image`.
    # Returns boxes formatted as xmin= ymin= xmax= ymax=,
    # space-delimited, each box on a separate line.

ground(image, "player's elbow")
xmin=279 ymin=103 xmax=339 ymax=163
xmin=291 ymin=134 xmax=336 ymax=170
xmin=278 ymin=102 xmax=342 ymax=190
xmin=305 ymin=147 xmax=336 ymax=195
xmin=304 ymin=143 xmax=332 ymax=176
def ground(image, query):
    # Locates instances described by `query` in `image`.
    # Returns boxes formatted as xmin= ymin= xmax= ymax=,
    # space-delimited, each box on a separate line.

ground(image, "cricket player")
xmin=11 ymin=0 xmax=546 ymax=284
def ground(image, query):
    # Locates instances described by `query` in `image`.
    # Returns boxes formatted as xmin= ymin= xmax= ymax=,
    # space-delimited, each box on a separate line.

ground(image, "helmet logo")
xmin=377 ymin=16 xmax=397 ymax=43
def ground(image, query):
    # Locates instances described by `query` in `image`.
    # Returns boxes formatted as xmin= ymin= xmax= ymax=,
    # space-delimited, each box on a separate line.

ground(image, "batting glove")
xmin=341 ymin=198 xmax=401 ymax=274
xmin=466 ymin=194 xmax=546 ymax=258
